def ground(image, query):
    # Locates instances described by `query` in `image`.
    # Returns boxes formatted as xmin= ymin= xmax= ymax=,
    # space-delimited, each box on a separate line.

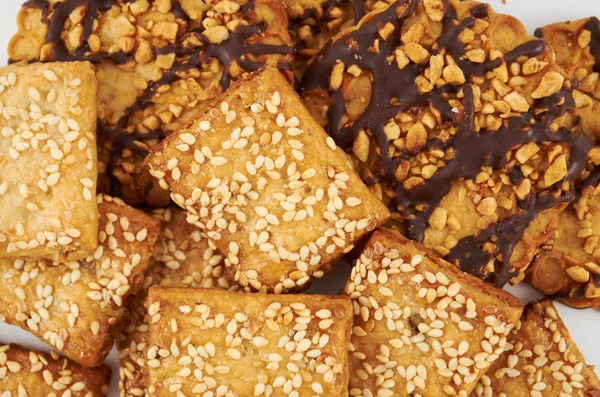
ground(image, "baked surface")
xmin=472 ymin=299 xmax=600 ymax=397
xmin=117 ymin=208 xmax=237 ymax=397
xmin=9 ymin=0 xmax=294 ymax=206
xmin=0 ymin=195 xmax=162 ymax=367
xmin=149 ymin=67 xmax=390 ymax=293
xmin=0 ymin=61 xmax=98 ymax=262
xmin=143 ymin=287 xmax=352 ymax=396
xmin=528 ymin=18 xmax=600 ymax=309
xmin=0 ymin=342 xmax=111 ymax=397
xmin=300 ymin=0 xmax=591 ymax=287
xmin=344 ymin=228 xmax=523 ymax=396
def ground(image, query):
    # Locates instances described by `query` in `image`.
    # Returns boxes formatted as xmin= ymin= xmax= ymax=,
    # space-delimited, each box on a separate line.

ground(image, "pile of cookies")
xmin=0 ymin=0 xmax=599 ymax=396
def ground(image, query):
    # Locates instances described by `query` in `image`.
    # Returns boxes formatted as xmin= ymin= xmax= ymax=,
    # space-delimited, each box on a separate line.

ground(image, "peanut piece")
xmin=353 ymin=129 xmax=370 ymax=162
xmin=423 ymin=0 xmax=444 ymax=22
xmin=429 ymin=207 xmax=447 ymax=231
xmin=406 ymin=122 xmax=427 ymax=152
xmin=443 ymin=65 xmax=465 ymax=85
xmin=532 ymin=71 xmax=565 ymax=99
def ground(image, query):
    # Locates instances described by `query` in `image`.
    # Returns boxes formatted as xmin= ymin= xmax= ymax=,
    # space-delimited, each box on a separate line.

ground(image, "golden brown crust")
xmin=117 ymin=208 xmax=238 ymax=397
xmin=529 ymin=18 xmax=600 ymax=309
xmin=344 ymin=227 xmax=523 ymax=396
xmin=141 ymin=287 xmax=352 ymax=396
xmin=536 ymin=18 xmax=600 ymax=140
xmin=0 ymin=61 xmax=98 ymax=262
xmin=8 ymin=0 xmax=294 ymax=207
xmin=300 ymin=0 xmax=589 ymax=287
xmin=149 ymin=67 xmax=390 ymax=293
xmin=528 ymin=183 xmax=600 ymax=309
xmin=0 ymin=343 xmax=111 ymax=397
xmin=376 ymin=228 xmax=523 ymax=309
xmin=473 ymin=299 xmax=600 ymax=397
xmin=0 ymin=195 xmax=162 ymax=367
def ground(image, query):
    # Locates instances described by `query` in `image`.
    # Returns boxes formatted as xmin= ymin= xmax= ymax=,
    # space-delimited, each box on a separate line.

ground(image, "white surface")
xmin=0 ymin=0 xmax=598 ymax=395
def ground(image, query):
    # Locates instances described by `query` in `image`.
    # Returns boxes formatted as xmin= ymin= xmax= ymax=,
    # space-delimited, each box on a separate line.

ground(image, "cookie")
xmin=0 ymin=195 xmax=162 ymax=367
xmin=300 ymin=0 xmax=591 ymax=287
xmin=526 ymin=18 xmax=600 ymax=309
xmin=141 ymin=287 xmax=352 ymax=396
xmin=344 ymin=228 xmax=523 ymax=396
xmin=117 ymin=208 xmax=237 ymax=397
xmin=0 ymin=61 xmax=98 ymax=262
xmin=0 ymin=343 xmax=111 ymax=397
xmin=472 ymin=299 xmax=600 ymax=397
xmin=535 ymin=18 xmax=600 ymax=139
xmin=9 ymin=0 xmax=295 ymax=206
xmin=148 ymin=67 xmax=390 ymax=293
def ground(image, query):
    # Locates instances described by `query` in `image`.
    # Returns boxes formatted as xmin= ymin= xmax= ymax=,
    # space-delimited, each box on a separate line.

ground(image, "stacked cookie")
xmin=0 ymin=0 xmax=599 ymax=396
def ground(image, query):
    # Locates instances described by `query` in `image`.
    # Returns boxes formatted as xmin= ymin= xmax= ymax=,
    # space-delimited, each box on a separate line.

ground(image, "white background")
xmin=0 ymin=0 xmax=597 ymax=395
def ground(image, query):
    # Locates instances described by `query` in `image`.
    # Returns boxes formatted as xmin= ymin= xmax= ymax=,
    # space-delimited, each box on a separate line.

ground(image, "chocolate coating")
xmin=301 ymin=0 xmax=591 ymax=286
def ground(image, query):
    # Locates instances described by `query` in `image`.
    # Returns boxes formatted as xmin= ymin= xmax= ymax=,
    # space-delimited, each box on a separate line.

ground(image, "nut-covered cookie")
xmin=300 ymin=0 xmax=592 ymax=287
xmin=526 ymin=18 xmax=600 ymax=309
xmin=284 ymin=0 xmax=367 ymax=79
xmin=9 ymin=0 xmax=294 ymax=206
xmin=535 ymin=18 xmax=600 ymax=140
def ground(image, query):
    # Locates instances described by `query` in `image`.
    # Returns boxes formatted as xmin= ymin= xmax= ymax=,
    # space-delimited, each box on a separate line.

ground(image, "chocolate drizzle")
xmin=301 ymin=0 xmax=591 ymax=286
xmin=585 ymin=17 xmax=600 ymax=74
xmin=17 ymin=0 xmax=294 ymax=197
xmin=100 ymin=21 xmax=294 ymax=158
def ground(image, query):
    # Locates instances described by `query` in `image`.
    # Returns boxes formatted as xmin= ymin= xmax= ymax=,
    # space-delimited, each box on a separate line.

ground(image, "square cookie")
xmin=117 ymin=208 xmax=237 ymax=397
xmin=0 ymin=195 xmax=162 ymax=367
xmin=344 ymin=228 xmax=523 ymax=397
xmin=0 ymin=61 xmax=98 ymax=261
xmin=0 ymin=342 xmax=111 ymax=396
xmin=473 ymin=299 xmax=600 ymax=397
xmin=142 ymin=287 xmax=352 ymax=396
xmin=149 ymin=67 xmax=390 ymax=293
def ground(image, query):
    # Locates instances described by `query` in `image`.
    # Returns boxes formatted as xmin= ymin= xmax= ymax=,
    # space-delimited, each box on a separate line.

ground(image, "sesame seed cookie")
xmin=140 ymin=287 xmax=352 ymax=396
xmin=0 ymin=195 xmax=162 ymax=367
xmin=0 ymin=343 xmax=111 ymax=397
xmin=472 ymin=299 xmax=600 ymax=397
xmin=0 ymin=61 xmax=99 ymax=262
xmin=148 ymin=67 xmax=390 ymax=293
xmin=344 ymin=228 xmax=523 ymax=397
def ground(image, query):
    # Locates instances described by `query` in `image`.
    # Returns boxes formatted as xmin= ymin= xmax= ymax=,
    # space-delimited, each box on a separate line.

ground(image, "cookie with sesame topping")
xmin=300 ymin=0 xmax=592 ymax=288
xmin=0 ymin=195 xmax=162 ymax=367
xmin=0 ymin=61 xmax=99 ymax=262
xmin=148 ymin=67 xmax=390 ymax=293
xmin=141 ymin=287 xmax=352 ymax=396
xmin=116 ymin=208 xmax=238 ymax=397
xmin=0 ymin=343 xmax=111 ymax=397
xmin=472 ymin=299 xmax=600 ymax=397
xmin=344 ymin=228 xmax=523 ymax=397
xmin=520 ymin=19 xmax=600 ymax=309
xmin=8 ymin=0 xmax=295 ymax=207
